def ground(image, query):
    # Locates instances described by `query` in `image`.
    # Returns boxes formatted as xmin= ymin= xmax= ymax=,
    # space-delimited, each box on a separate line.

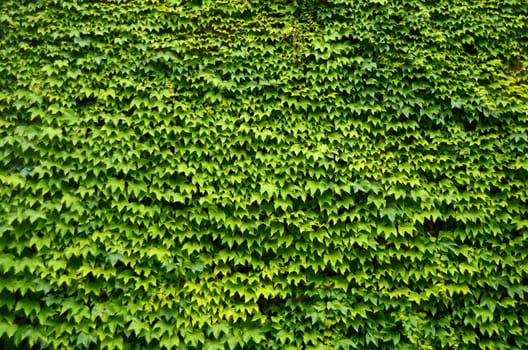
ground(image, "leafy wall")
xmin=1 ymin=0 xmax=528 ymax=348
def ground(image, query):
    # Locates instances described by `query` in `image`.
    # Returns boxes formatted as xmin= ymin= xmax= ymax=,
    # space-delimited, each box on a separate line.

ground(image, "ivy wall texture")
xmin=1 ymin=0 xmax=528 ymax=349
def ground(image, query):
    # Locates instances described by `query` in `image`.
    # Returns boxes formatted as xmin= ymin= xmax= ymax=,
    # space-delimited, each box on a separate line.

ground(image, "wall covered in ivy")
xmin=1 ymin=0 xmax=528 ymax=348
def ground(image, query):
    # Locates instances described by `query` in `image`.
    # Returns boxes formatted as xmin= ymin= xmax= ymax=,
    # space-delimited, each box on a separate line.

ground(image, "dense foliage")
xmin=1 ymin=0 xmax=528 ymax=348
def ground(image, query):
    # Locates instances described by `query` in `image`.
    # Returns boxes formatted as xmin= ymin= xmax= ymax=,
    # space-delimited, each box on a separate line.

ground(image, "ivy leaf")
xmin=380 ymin=205 xmax=398 ymax=223
xmin=242 ymin=328 xmax=266 ymax=344
xmin=77 ymin=333 xmax=97 ymax=347
xmin=260 ymin=183 xmax=278 ymax=198
xmin=0 ymin=321 xmax=17 ymax=338
xmin=190 ymin=261 xmax=205 ymax=273
xmin=24 ymin=209 xmax=46 ymax=223
xmin=208 ymin=323 xmax=229 ymax=339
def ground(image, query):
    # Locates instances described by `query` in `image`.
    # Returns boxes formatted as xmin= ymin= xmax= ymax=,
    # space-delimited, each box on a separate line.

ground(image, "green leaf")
xmin=77 ymin=333 xmax=97 ymax=347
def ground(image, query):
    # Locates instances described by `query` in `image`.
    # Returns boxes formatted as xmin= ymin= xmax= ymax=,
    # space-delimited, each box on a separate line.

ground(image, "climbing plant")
xmin=1 ymin=0 xmax=527 ymax=349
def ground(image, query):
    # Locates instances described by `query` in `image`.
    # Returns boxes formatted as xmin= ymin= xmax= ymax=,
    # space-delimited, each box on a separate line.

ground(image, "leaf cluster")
xmin=1 ymin=0 xmax=528 ymax=349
